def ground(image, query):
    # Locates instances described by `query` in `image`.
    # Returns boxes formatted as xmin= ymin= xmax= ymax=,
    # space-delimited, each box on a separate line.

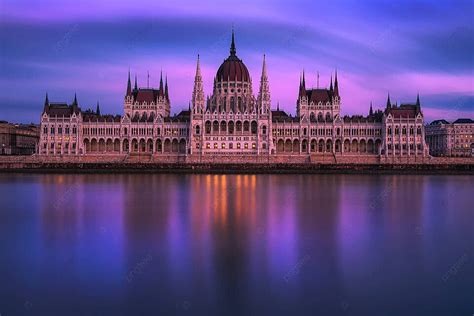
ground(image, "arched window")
xmin=205 ymin=121 xmax=211 ymax=134
xmin=195 ymin=125 xmax=200 ymax=135
xmin=230 ymin=97 xmax=235 ymax=112
xmin=262 ymin=125 xmax=267 ymax=135
xmin=238 ymin=97 xmax=242 ymax=112
xmin=251 ymin=121 xmax=258 ymax=134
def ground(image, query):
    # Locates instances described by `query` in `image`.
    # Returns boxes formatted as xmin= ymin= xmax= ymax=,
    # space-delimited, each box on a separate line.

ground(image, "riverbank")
xmin=0 ymin=155 xmax=473 ymax=174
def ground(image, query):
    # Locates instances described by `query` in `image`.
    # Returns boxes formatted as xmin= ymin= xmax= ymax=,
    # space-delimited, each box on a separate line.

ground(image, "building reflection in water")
xmin=9 ymin=173 xmax=469 ymax=314
xmin=38 ymin=174 xmax=126 ymax=296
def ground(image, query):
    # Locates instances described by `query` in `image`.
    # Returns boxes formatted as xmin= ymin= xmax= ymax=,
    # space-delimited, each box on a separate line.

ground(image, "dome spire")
xmin=230 ymin=27 xmax=236 ymax=56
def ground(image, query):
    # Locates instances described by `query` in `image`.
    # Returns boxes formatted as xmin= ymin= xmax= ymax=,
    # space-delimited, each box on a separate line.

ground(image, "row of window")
xmin=343 ymin=128 xmax=382 ymax=136
xmin=43 ymin=143 xmax=76 ymax=150
xmin=202 ymin=121 xmax=261 ymax=135
xmin=387 ymin=144 xmax=423 ymax=150
xmin=81 ymin=127 xmax=189 ymax=137
xmin=43 ymin=125 xmax=77 ymax=135
xmin=387 ymin=126 xmax=422 ymax=135
xmin=201 ymin=142 xmax=259 ymax=150
xmin=83 ymin=127 xmax=120 ymax=136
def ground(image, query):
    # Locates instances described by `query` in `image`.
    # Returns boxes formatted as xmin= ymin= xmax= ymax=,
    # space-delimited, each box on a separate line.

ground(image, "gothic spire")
xmin=386 ymin=93 xmax=392 ymax=109
xmin=134 ymin=74 xmax=138 ymax=90
xmin=43 ymin=92 xmax=49 ymax=112
xmin=192 ymin=54 xmax=205 ymax=113
xmin=330 ymin=75 xmax=333 ymax=91
xmin=126 ymin=69 xmax=132 ymax=96
xmin=302 ymin=70 xmax=306 ymax=89
xmin=261 ymin=54 xmax=267 ymax=79
xmin=230 ymin=28 xmax=236 ymax=56
xmin=73 ymin=93 xmax=77 ymax=105
xmin=369 ymin=102 xmax=373 ymax=116
xmin=416 ymin=93 xmax=421 ymax=112
xmin=258 ymin=54 xmax=270 ymax=114
xmin=334 ymin=69 xmax=339 ymax=96
xmin=195 ymin=54 xmax=202 ymax=78
xmin=299 ymin=70 xmax=306 ymax=98
xmin=96 ymin=101 xmax=100 ymax=115
xmin=159 ymin=70 xmax=164 ymax=91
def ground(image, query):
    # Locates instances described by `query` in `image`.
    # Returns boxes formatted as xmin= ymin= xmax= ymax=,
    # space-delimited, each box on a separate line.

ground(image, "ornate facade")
xmin=39 ymin=31 xmax=429 ymax=161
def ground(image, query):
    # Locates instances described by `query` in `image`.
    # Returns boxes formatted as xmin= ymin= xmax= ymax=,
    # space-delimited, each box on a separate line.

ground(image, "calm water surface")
xmin=0 ymin=173 xmax=473 ymax=315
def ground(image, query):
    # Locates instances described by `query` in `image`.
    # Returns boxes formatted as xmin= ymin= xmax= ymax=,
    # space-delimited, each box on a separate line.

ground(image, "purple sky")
xmin=0 ymin=0 xmax=473 ymax=123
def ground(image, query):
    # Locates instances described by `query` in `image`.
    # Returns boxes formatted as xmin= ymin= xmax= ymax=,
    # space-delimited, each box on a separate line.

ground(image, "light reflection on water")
xmin=0 ymin=174 xmax=472 ymax=315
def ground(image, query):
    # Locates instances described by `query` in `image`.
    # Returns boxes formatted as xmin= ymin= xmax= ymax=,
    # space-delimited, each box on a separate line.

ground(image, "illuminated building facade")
xmin=39 ymin=32 xmax=429 ymax=160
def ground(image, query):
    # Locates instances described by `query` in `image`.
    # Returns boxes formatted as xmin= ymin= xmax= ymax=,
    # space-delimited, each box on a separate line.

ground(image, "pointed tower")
xmin=73 ymin=93 xmax=78 ymax=106
xmin=159 ymin=70 xmax=164 ymax=97
xmin=43 ymin=92 xmax=49 ymax=113
xmin=96 ymin=102 xmax=101 ymax=115
xmin=126 ymin=69 xmax=132 ymax=96
xmin=230 ymin=28 xmax=236 ymax=57
xmin=192 ymin=54 xmax=205 ymax=114
xmin=330 ymin=75 xmax=333 ymax=91
xmin=416 ymin=93 xmax=421 ymax=113
xmin=334 ymin=70 xmax=339 ymax=97
xmin=369 ymin=102 xmax=374 ymax=116
xmin=134 ymin=74 xmax=138 ymax=90
xmin=302 ymin=70 xmax=306 ymax=89
xmin=386 ymin=93 xmax=392 ymax=109
xmin=257 ymin=54 xmax=271 ymax=114
xmin=299 ymin=70 xmax=306 ymax=98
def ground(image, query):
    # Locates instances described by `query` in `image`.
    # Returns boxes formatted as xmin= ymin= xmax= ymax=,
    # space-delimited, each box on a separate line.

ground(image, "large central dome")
xmin=216 ymin=31 xmax=250 ymax=82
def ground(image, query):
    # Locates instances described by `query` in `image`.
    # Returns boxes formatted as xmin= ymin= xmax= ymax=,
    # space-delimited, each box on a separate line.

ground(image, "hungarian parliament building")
xmin=39 ymin=32 xmax=428 ymax=162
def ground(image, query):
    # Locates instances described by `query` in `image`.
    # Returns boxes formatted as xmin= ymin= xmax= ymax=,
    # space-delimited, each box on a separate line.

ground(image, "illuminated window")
xmin=214 ymin=143 xmax=218 ymax=149
xmin=244 ymin=143 xmax=248 ymax=149
xmin=206 ymin=143 xmax=210 ymax=149
xmin=237 ymin=143 xmax=241 ymax=149
xmin=221 ymin=143 xmax=226 ymax=149
xmin=252 ymin=143 xmax=256 ymax=149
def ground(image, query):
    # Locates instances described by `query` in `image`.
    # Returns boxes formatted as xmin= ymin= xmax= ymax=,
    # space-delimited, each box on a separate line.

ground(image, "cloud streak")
xmin=0 ymin=0 xmax=472 ymax=123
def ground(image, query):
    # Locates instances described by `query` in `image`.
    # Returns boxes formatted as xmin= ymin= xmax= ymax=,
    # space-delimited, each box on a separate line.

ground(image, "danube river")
xmin=0 ymin=174 xmax=472 ymax=315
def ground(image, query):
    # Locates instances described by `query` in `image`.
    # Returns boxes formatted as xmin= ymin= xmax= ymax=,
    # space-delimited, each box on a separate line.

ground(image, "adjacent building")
xmin=426 ymin=118 xmax=474 ymax=157
xmin=0 ymin=121 xmax=39 ymax=155
xmin=39 ymin=32 xmax=429 ymax=161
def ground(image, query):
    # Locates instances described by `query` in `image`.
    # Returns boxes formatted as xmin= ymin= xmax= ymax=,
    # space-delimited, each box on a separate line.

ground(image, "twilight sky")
xmin=0 ymin=0 xmax=473 ymax=123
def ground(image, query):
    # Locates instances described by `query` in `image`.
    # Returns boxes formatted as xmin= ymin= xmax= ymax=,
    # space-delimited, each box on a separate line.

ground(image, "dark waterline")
xmin=0 ymin=174 xmax=473 ymax=315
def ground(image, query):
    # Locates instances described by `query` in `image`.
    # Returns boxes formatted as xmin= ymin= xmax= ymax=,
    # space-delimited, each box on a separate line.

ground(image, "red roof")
xmin=133 ymin=89 xmax=161 ymax=103
xmin=306 ymin=89 xmax=334 ymax=103
xmin=216 ymin=56 xmax=250 ymax=82
xmin=386 ymin=104 xmax=418 ymax=118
